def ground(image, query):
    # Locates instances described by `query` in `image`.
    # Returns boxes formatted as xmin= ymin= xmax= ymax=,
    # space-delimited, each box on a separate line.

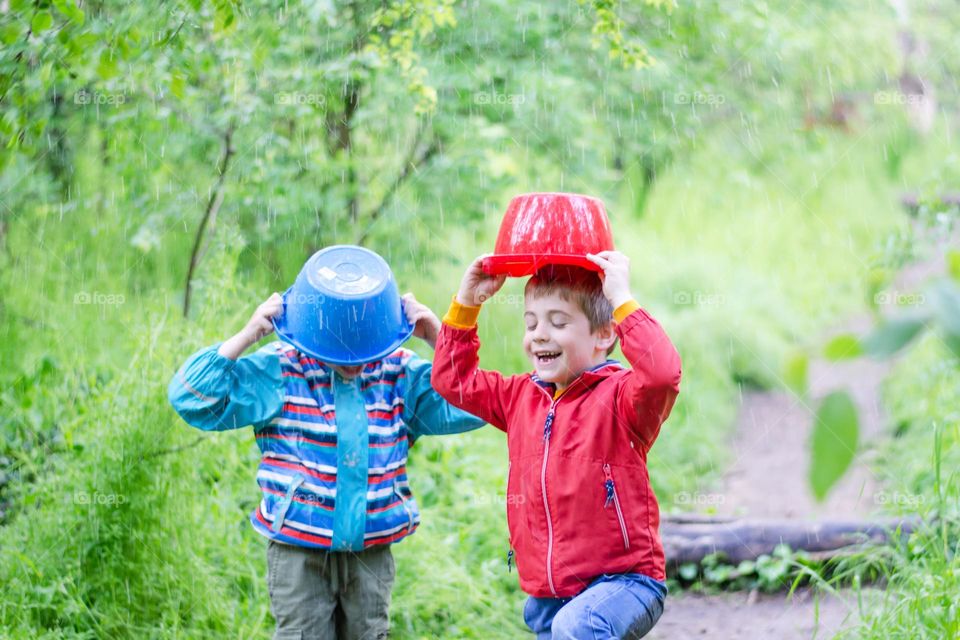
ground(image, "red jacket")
xmin=431 ymin=305 xmax=681 ymax=598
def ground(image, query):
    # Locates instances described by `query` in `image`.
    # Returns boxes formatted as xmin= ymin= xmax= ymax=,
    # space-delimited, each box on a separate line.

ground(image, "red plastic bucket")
xmin=481 ymin=192 xmax=615 ymax=276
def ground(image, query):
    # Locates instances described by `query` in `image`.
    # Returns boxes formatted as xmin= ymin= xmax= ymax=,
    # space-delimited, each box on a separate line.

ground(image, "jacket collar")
xmin=530 ymin=359 xmax=623 ymax=397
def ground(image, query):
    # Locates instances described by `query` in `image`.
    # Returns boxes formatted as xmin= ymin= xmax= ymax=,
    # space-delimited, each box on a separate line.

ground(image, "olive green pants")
xmin=267 ymin=540 xmax=395 ymax=640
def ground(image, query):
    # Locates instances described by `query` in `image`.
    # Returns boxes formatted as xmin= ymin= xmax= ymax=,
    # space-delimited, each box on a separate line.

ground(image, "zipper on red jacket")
xmin=603 ymin=463 xmax=630 ymax=549
xmin=506 ymin=548 xmax=514 ymax=572
xmin=533 ymin=378 xmax=596 ymax=597
xmin=540 ymin=395 xmax=559 ymax=597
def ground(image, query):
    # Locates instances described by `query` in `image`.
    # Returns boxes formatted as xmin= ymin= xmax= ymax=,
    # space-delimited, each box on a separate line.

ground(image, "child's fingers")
xmin=470 ymin=254 xmax=494 ymax=272
xmin=591 ymin=250 xmax=622 ymax=260
xmin=262 ymin=302 xmax=283 ymax=318
xmin=408 ymin=312 xmax=430 ymax=327
xmin=256 ymin=317 xmax=274 ymax=337
xmin=585 ymin=253 xmax=611 ymax=268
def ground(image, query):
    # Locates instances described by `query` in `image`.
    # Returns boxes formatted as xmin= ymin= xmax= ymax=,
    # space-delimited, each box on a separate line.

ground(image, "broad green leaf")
xmin=928 ymin=280 xmax=960 ymax=331
xmin=861 ymin=314 xmax=928 ymax=358
xmin=52 ymin=0 xmax=85 ymax=25
xmin=1 ymin=23 xmax=22 ymax=45
xmin=823 ymin=334 xmax=862 ymax=360
xmin=809 ymin=391 xmax=859 ymax=502
xmin=31 ymin=10 xmax=53 ymax=33
xmin=782 ymin=350 xmax=808 ymax=396
xmin=170 ymin=71 xmax=186 ymax=100
xmin=948 ymin=250 xmax=960 ymax=283
xmin=97 ymin=50 xmax=118 ymax=79
xmin=927 ymin=280 xmax=960 ymax=357
xmin=678 ymin=563 xmax=699 ymax=581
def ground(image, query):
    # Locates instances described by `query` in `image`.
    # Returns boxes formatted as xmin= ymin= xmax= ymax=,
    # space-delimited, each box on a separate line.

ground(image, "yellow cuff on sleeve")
xmin=613 ymin=299 xmax=641 ymax=324
xmin=443 ymin=296 xmax=482 ymax=329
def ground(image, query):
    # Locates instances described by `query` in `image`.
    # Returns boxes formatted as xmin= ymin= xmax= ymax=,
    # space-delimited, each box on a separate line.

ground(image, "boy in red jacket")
xmin=431 ymin=250 xmax=681 ymax=639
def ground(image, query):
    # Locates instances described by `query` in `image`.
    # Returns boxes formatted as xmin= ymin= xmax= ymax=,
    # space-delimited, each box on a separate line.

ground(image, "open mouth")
xmin=534 ymin=351 xmax=561 ymax=364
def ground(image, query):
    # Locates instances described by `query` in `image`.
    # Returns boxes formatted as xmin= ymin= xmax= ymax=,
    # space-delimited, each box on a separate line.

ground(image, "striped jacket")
xmin=168 ymin=341 xmax=485 ymax=551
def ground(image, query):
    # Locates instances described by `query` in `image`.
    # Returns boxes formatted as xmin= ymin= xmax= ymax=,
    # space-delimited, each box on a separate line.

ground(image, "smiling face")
xmin=523 ymin=291 xmax=616 ymax=390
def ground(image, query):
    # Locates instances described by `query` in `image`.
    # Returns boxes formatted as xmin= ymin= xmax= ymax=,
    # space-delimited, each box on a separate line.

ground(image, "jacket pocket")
xmin=270 ymin=474 xmax=306 ymax=534
xmin=393 ymin=481 xmax=415 ymax=532
xmin=603 ymin=463 xmax=630 ymax=549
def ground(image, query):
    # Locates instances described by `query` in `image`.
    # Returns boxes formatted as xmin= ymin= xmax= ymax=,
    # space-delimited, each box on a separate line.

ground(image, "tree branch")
xmin=182 ymin=124 xmax=235 ymax=317
xmin=355 ymin=125 xmax=439 ymax=245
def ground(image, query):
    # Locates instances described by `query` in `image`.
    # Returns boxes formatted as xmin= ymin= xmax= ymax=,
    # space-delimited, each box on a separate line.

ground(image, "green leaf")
xmin=678 ymin=563 xmax=699 ymax=581
xmin=823 ymin=334 xmax=862 ymax=361
xmin=782 ymin=350 xmax=808 ymax=396
xmin=927 ymin=279 xmax=960 ymax=357
xmin=809 ymin=391 xmax=859 ymax=502
xmin=1 ymin=23 xmax=22 ymax=45
xmin=948 ymin=250 xmax=960 ymax=283
xmin=52 ymin=0 xmax=85 ymax=25
xmin=97 ymin=50 xmax=118 ymax=79
xmin=861 ymin=314 xmax=928 ymax=358
xmin=31 ymin=10 xmax=54 ymax=33
xmin=170 ymin=71 xmax=186 ymax=100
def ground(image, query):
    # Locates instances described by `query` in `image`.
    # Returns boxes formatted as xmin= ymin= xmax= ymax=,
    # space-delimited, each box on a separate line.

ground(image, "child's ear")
xmin=593 ymin=323 xmax=617 ymax=354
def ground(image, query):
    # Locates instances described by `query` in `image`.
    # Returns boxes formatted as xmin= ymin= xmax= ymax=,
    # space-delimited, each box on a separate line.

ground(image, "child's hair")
xmin=525 ymin=266 xmax=617 ymax=353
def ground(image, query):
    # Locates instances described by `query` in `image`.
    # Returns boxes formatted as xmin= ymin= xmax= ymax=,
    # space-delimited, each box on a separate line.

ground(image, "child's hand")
xmin=456 ymin=255 xmax=506 ymax=307
xmin=242 ymin=292 xmax=284 ymax=343
xmin=219 ymin=293 xmax=283 ymax=360
xmin=402 ymin=293 xmax=441 ymax=350
xmin=586 ymin=251 xmax=633 ymax=309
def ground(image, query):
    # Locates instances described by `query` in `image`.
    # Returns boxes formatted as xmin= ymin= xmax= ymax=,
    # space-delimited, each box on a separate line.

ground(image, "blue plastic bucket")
xmin=272 ymin=246 xmax=414 ymax=365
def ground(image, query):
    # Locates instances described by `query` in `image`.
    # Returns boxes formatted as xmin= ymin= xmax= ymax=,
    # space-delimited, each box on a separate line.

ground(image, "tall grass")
xmin=833 ymin=335 xmax=960 ymax=639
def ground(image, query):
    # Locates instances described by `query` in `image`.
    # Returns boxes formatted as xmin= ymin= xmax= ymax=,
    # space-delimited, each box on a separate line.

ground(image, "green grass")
xmin=833 ymin=334 xmax=960 ymax=639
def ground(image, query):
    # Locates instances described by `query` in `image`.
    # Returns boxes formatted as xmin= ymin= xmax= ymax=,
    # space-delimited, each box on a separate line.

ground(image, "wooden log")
xmin=662 ymin=517 xmax=919 ymax=568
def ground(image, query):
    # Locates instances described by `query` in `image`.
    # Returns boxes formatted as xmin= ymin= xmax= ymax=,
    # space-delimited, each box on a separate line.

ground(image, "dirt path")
xmin=650 ymin=225 xmax=956 ymax=639
xmin=649 ymin=334 xmax=887 ymax=640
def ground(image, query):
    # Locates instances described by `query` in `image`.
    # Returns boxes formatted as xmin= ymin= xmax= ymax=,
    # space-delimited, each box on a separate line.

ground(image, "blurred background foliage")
xmin=1 ymin=0 xmax=958 ymax=637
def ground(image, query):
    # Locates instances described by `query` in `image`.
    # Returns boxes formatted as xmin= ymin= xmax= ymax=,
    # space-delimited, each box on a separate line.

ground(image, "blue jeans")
xmin=523 ymin=573 xmax=667 ymax=639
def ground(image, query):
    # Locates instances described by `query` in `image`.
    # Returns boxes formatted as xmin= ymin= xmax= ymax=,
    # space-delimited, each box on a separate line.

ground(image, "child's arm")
xmin=397 ymin=292 xmax=487 ymax=438
xmin=587 ymin=252 xmax=682 ymax=449
xmin=403 ymin=355 xmax=488 ymax=439
xmin=168 ymin=293 xmax=285 ymax=431
xmin=430 ymin=256 xmax=517 ymax=431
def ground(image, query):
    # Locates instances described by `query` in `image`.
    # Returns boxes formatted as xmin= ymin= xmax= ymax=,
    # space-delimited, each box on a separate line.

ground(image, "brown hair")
xmin=525 ymin=266 xmax=616 ymax=348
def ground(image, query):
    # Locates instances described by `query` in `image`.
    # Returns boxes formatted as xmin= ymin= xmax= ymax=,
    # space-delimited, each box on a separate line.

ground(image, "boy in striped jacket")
xmin=169 ymin=277 xmax=484 ymax=639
